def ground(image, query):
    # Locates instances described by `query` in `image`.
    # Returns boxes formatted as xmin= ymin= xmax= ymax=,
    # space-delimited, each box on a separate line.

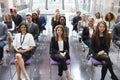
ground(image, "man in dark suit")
xmin=11 ymin=8 xmax=22 ymax=33
xmin=36 ymin=9 xmax=46 ymax=33
xmin=26 ymin=14 xmax=39 ymax=40
xmin=72 ymin=11 xmax=81 ymax=32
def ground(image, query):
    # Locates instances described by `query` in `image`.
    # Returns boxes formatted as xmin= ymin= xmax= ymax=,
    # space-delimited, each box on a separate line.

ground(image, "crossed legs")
xmin=15 ymin=53 xmax=30 ymax=80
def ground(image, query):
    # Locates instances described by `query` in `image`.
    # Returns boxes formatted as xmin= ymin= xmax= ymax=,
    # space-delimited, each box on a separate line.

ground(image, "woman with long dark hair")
xmin=91 ymin=21 xmax=118 ymax=80
xmin=13 ymin=22 xmax=35 ymax=80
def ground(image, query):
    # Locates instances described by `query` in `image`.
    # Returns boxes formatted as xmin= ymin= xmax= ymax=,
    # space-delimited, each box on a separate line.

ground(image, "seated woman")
xmin=91 ymin=21 xmax=118 ymax=80
xmin=50 ymin=25 xmax=72 ymax=80
xmin=13 ymin=22 xmax=36 ymax=80
xmin=3 ymin=13 xmax=15 ymax=52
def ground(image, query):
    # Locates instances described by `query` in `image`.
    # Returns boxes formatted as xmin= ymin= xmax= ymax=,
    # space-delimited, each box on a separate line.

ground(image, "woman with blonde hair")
xmin=3 ymin=13 xmax=15 ymax=52
xmin=51 ymin=9 xmax=61 ymax=34
xmin=50 ymin=25 xmax=72 ymax=80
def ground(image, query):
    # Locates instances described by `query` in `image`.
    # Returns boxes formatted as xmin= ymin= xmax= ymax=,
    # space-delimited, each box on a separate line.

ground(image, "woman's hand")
xmin=16 ymin=49 xmax=27 ymax=53
xmin=60 ymin=52 xmax=65 ymax=57
xmin=98 ymin=50 xmax=105 ymax=55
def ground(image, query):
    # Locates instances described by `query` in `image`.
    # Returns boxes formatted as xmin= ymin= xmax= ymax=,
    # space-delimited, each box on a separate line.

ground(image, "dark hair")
xmin=92 ymin=21 xmax=111 ymax=48
xmin=18 ymin=22 xmax=28 ymax=33
xmin=76 ymin=11 xmax=81 ymax=14
xmin=32 ymin=13 xmax=39 ymax=23
xmin=95 ymin=12 xmax=100 ymax=18
xmin=55 ymin=25 xmax=66 ymax=41
xmin=26 ymin=14 xmax=32 ymax=17
xmin=59 ymin=16 xmax=66 ymax=26
xmin=105 ymin=12 xmax=116 ymax=21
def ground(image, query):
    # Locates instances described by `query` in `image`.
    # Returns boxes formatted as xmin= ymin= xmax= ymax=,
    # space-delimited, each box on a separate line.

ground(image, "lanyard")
xmin=20 ymin=33 xmax=26 ymax=46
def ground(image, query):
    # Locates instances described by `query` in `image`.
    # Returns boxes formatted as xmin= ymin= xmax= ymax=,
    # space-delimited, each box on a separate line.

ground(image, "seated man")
xmin=113 ymin=21 xmax=120 ymax=48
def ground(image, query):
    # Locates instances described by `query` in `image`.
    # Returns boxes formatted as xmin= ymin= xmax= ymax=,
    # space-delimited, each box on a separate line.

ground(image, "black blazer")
xmin=50 ymin=37 xmax=70 ymax=59
xmin=12 ymin=14 xmax=22 ymax=26
xmin=91 ymin=36 xmax=109 ymax=56
xmin=113 ymin=22 xmax=120 ymax=41
xmin=82 ymin=27 xmax=90 ymax=41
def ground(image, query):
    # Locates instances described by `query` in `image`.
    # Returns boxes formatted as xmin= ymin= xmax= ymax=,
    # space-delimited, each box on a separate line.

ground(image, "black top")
xmin=99 ymin=36 xmax=105 ymax=51
xmin=4 ymin=22 xmax=12 ymax=29
xmin=91 ymin=36 xmax=109 ymax=56
xmin=82 ymin=27 xmax=90 ymax=41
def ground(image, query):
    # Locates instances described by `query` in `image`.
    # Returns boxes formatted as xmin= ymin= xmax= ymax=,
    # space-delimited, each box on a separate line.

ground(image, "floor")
xmin=0 ymin=15 xmax=120 ymax=80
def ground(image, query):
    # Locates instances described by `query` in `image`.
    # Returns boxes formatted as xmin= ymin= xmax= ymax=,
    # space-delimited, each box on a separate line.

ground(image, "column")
xmin=62 ymin=0 xmax=64 ymax=10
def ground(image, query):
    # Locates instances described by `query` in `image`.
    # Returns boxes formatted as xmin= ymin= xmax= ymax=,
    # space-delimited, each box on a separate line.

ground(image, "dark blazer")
xmin=51 ymin=17 xmax=59 ymax=32
xmin=82 ymin=27 xmax=90 ymax=41
xmin=91 ymin=36 xmax=109 ymax=56
xmin=12 ymin=14 xmax=22 ymax=26
xmin=72 ymin=16 xmax=81 ymax=31
xmin=113 ymin=22 xmax=120 ymax=41
xmin=39 ymin=15 xmax=46 ymax=29
xmin=50 ymin=37 xmax=70 ymax=59
xmin=28 ymin=22 xmax=39 ymax=40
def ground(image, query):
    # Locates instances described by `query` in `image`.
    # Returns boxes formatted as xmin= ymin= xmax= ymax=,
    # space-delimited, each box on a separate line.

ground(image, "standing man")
xmin=36 ymin=9 xmax=46 ymax=33
xmin=11 ymin=7 xmax=22 ymax=33
xmin=0 ymin=22 xmax=7 ymax=64
xmin=26 ymin=14 xmax=39 ymax=41
xmin=72 ymin=11 xmax=81 ymax=32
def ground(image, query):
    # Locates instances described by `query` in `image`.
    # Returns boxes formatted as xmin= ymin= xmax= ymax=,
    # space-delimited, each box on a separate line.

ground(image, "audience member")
xmin=51 ymin=9 xmax=61 ymax=34
xmin=113 ymin=19 xmax=120 ymax=48
xmin=36 ymin=9 xmax=46 ymax=33
xmin=72 ymin=11 xmax=81 ymax=32
xmin=13 ymin=22 xmax=35 ymax=80
xmin=0 ymin=22 xmax=7 ymax=64
xmin=91 ymin=21 xmax=118 ymax=80
xmin=50 ymin=25 xmax=72 ymax=80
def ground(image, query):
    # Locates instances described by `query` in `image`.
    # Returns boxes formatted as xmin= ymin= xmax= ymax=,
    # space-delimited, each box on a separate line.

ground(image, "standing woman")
xmin=50 ymin=25 xmax=72 ymax=80
xmin=91 ymin=21 xmax=118 ymax=80
xmin=13 ymin=22 xmax=36 ymax=80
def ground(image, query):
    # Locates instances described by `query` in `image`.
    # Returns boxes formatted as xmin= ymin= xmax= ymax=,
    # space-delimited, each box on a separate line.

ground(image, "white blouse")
xmin=58 ymin=40 xmax=63 ymax=51
xmin=13 ymin=33 xmax=36 ymax=49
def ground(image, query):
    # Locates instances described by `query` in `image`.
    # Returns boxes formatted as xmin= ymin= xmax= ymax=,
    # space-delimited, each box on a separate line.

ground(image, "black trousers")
xmin=51 ymin=54 xmax=68 ymax=76
xmin=95 ymin=54 xmax=116 ymax=80
xmin=0 ymin=47 xmax=3 ymax=60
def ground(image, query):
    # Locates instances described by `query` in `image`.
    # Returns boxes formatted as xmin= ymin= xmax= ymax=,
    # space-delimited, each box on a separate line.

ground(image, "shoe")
xmin=111 ymin=75 xmax=118 ymax=80
xmin=86 ymin=54 xmax=90 ymax=60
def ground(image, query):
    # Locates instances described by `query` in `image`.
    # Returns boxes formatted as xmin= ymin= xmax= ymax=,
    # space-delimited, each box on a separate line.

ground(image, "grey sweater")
xmin=0 ymin=22 xmax=8 ymax=41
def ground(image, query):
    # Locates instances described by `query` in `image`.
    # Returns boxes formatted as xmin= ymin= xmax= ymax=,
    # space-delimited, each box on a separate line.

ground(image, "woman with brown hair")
xmin=91 ymin=21 xmax=118 ymax=80
xmin=32 ymin=12 xmax=42 ymax=33
xmin=104 ymin=12 xmax=116 ymax=32
xmin=13 ymin=22 xmax=35 ymax=80
xmin=50 ymin=25 xmax=72 ymax=80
